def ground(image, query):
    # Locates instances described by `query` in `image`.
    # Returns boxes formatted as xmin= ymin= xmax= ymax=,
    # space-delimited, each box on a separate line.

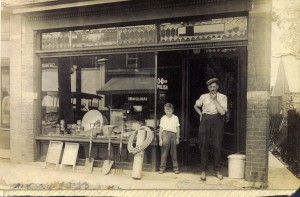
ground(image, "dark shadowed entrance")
xmin=157 ymin=48 xmax=247 ymax=166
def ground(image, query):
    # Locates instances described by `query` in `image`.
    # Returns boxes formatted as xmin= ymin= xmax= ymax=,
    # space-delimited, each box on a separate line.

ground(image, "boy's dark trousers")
xmin=160 ymin=130 xmax=178 ymax=171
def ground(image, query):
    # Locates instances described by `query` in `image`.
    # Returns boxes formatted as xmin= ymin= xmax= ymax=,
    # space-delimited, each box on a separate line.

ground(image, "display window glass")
xmin=1 ymin=66 xmax=10 ymax=129
xmin=41 ymin=52 xmax=156 ymax=138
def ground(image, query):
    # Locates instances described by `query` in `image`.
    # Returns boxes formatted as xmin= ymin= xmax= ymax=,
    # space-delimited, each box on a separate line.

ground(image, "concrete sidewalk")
xmin=268 ymin=152 xmax=300 ymax=189
xmin=0 ymin=152 xmax=298 ymax=191
xmin=0 ymin=161 xmax=245 ymax=190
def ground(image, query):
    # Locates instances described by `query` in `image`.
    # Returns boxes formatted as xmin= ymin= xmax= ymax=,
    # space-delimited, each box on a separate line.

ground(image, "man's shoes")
xmin=158 ymin=170 xmax=164 ymax=174
xmin=216 ymin=171 xmax=223 ymax=180
xmin=174 ymin=170 xmax=180 ymax=174
xmin=200 ymin=171 xmax=206 ymax=181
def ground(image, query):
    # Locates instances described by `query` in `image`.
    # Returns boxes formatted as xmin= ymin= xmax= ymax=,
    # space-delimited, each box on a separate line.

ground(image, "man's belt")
xmin=163 ymin=130 xmax=175 ymax=133
xmin=203 ymin=113 xmax=219 ymax=115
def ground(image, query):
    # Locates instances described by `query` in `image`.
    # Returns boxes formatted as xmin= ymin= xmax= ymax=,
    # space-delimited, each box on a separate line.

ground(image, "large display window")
xmin=1 ymin=66 xmax=10 ymax=129
xmin=41 ymin=52 xmax=156 ymax=138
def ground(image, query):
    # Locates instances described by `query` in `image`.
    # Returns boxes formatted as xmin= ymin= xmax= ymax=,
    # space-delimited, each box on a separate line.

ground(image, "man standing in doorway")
xmin=194 ymin=78 xmax=227 ymax=181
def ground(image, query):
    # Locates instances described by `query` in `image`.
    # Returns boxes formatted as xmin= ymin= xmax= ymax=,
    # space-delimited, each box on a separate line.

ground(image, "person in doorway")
xmin=158 ymin=103 xmax=180 ymax=174
xmin=194 ymin=78 xmax=227 ymax=181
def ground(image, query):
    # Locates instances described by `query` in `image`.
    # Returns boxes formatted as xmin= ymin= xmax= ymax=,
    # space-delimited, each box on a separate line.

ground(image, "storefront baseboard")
xmin=0 ymin=149 xmax=10 ymax=159
xmin=40 ymin=156 xmax=153 ymax=172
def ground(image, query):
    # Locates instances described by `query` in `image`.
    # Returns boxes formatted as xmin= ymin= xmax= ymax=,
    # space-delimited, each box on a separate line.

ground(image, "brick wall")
xmin=245 ymin=0 xmax=272 ymax=184
xmin=10 ymin=15 xmax=40 ymax=162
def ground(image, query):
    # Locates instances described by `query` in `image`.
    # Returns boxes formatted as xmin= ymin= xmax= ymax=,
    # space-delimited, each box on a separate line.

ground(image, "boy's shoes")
xmin=200 ymin=171 xmax=206 ymax=181
xmin=174 ymin=170 xmax=180 ymax=174
xmin=158 ymin=170 xmax=164 ymax=174
xmin=216 ymin=171 xmax=223 ymax=180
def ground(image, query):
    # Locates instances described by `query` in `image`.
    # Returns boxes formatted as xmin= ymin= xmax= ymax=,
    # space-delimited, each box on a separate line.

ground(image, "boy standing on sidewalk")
xmin=158 ymin=103 xmax=180 ymax=174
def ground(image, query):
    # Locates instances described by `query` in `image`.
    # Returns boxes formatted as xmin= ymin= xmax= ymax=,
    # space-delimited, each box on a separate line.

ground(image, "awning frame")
xmin=97 ymin=76 xmax=156 ymax=95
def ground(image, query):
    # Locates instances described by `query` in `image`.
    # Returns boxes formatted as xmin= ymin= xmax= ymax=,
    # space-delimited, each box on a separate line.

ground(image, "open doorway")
xmin=185 ymin=55 xmax=240 ymax=161
xmin=157 ymin=48 xmax=247 ymax=167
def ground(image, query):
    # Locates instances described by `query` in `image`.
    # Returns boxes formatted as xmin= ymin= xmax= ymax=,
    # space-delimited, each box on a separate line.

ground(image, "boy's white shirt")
xmin=159 ymin=114 xmax=180 ymax=133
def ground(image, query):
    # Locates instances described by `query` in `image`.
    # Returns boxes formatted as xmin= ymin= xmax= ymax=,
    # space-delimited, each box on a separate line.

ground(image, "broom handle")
xmin=88 ymin=124 xmax=94 ymax=159
xmin=119 ymin=119 xmax=124 ymax=161
xmin=108 ymin=130 xmax=111 ymax=160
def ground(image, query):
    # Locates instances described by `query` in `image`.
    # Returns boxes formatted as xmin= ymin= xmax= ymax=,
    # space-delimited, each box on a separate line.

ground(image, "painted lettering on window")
xmin=157 ymin=78 xmax=168 ymax=90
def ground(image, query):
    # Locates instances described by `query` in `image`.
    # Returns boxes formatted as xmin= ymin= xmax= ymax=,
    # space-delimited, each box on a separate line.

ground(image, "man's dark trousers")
xmin=198 ymin=113 xmax=224 ymax=172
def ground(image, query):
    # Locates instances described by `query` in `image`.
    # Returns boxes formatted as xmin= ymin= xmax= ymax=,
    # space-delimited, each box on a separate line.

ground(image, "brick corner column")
xmin=10 ymin=14 xmax=40 ymax=163
xmin=245 ymin=0 xmax=272 ymax=185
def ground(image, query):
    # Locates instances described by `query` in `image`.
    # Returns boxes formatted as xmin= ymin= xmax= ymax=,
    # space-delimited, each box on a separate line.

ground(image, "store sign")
xmin=157 ymin=78 xmax=168 ymax=90
xmin=42 ymin=63 xmax=57 ymax=69
xmin=178 ymin=23 xmax=224 ymax=36
xmin=128 ymin=97 xmax=148 ymax=101
xmin=194 ymin=23 xmax=224 ymax=35
xmin=160 ymin=16 xmax=247 ymax=43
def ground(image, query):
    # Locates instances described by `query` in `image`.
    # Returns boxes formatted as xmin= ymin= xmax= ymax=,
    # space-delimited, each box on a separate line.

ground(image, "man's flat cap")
xmin=206 ymin=78 xmax=219 ymax=85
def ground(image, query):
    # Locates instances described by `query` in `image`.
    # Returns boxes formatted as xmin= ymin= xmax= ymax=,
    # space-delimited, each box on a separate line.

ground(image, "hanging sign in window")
xmin=128 ymin=97 xmax=148 ymax=102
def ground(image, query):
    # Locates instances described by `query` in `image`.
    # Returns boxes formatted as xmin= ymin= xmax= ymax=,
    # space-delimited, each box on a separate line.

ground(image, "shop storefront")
xmin=35 ymin=16 xmax=248 ymax=171
xmin=5 ymin=0 xmax=272 ymax=182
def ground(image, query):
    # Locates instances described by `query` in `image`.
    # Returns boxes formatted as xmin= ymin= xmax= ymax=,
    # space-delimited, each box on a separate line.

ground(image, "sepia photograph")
xmin=0 ymin=0 xmax=299 ymax=196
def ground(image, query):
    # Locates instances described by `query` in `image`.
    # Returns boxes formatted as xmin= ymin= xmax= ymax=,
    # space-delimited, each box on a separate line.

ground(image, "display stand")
xmin=60 ymin=142 xmax=79 ymax=171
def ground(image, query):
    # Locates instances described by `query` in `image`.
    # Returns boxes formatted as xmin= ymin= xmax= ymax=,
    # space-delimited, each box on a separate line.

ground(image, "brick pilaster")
xmin=245 ymin=0 xmax=272 ymax=184
xmin=10 ymin=15 xmax=39 ymax=162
